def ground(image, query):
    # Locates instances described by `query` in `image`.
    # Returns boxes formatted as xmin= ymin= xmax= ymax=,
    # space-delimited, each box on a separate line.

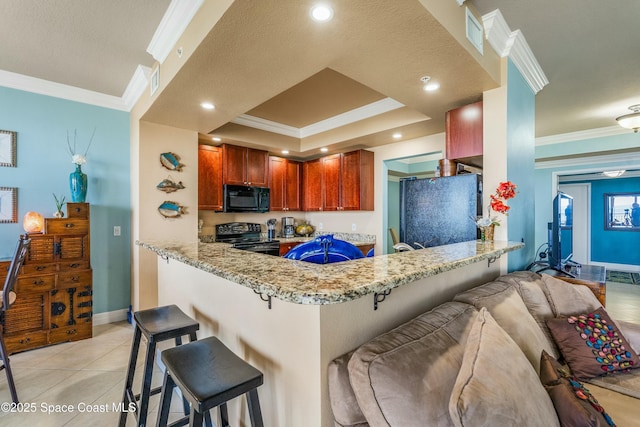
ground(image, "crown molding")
xmin=233 ymin=98 xmax=406 ymax=139
xmin=536 ymin=150 xmax=640 ymax=169
xmin=231 ymin=115 xmax=301 ymax=138
xmin=536 ymin=125 xmax=630 ymax=146
xmin=146 ymin=0 xmax=204 ymax=64
xmin=0 ymin=69 xmax=128 ymax=111
xmin=482 ymin=9 xmax=548 ymax=94
xmin=122 ymin=65 xmax=151 ymax=110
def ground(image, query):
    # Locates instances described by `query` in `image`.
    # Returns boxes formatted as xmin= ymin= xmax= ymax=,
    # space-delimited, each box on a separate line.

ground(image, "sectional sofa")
xmin=328 ymin=271 xmax=640 ymax=427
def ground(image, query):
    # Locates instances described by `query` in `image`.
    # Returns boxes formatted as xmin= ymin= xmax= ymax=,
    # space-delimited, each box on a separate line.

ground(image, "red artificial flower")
xmin=496 ymin=181 xmax=517 ymax=200
xmin=490 ymin=195 xmax=510 ymax=214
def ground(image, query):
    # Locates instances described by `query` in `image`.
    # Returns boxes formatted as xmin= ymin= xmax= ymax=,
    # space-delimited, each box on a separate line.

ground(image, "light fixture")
xmin=616 ymin=105 xmax=640 ymax=133
xmin=281 ymin=150 xmax=289 ymax=155
xmin=200 ymin=102 xmax=215 ymax=110
xmin=602 ymin=170 xmax=626 ymax=178
xmin=320 ymin=147 xmax=328 ymax=153
xmin=23 ymin=211 xmax=44 ymax=233
xmin=212 ymin=137 xmax=221 ymax=142
xmin=421 ymin=76 xmax=439 ymax=92
xmin=392 ymin=132 xmax=402 ymax=139
xmin=310 ymin=4 xmax=333 ymax=22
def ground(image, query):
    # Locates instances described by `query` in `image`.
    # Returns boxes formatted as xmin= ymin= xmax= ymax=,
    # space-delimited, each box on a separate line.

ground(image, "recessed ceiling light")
xmin=320 ymin=147 xmax=328 ymax=153
xmin=212 ymin=137 xmax=221 ymax=142
xmin=420 ymin=76 xmax=439 ymax=92
xmin=602 ymin=170 xmax=626 ymax=178
xmin=201 ymin=102 xmax=215 ymax=110
xmin=310 ymin=4 xmax=333 ymax=22
xmin=392 ymin=132 xmax=402 ymax=139
xmin=282 ymin=150 xmax=289 ymax=155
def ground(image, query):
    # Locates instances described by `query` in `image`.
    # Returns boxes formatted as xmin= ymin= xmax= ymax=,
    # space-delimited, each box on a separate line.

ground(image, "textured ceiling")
xmin=471 ymin=0 xmax=640 ymax=137
xmin=0 ymin=0 xmax=169 ymax=96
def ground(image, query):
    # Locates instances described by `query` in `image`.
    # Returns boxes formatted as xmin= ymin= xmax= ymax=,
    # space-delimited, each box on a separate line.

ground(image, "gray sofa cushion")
xmin=448 ymin=308 xmax=560 ymax=427
xmin=540 ymin=273 xmax=602 ymax=316
xmin=328 ymin=351 xmax=368 ymax=427
xmin=348 ymin=302 xmax=478 ymax=427
xmin=453 ymin=278 xmax=556 ymax=373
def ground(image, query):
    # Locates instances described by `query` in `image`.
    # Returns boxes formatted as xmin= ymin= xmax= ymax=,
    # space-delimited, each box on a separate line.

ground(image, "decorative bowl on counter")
xmin=295 ymin=223 xmax=315 ymax=236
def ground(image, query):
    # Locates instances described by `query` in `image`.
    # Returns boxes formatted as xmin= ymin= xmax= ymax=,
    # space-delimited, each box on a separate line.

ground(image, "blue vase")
xmin=70 ymin=164 xmax=88 ymax=202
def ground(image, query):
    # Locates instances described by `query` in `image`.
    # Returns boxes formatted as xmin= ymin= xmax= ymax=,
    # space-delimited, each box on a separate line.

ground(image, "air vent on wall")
xmin=466 ymin=7 xmax=483 ymax=55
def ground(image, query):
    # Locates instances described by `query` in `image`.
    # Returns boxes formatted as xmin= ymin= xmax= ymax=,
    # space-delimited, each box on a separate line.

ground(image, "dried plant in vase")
xmin=53 ymin=193 xmax=66 ymax=218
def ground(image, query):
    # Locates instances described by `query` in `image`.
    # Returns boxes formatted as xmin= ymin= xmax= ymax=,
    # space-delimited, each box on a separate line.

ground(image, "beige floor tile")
xmin=0 ymin=368 xmax=76 ymax=403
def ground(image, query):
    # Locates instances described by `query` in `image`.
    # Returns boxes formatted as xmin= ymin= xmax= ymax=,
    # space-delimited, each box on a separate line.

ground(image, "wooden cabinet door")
xmin=198 ymin=145 xmax=223 ymax=210
xmin=303 ymin=159 xmax=323 ymax=211
xmin=340 ymin=151 xmax=361 ymax=210
xmin=222 ymin=144 xmax=247 ymax=185
xmin=445 ymin=101 xmax=483 ymax=161
xmin=269 ymin=156 xmax=286 ymax=211
xmin=246 ymin=148 xmax=269 ymax=186
xmin=322 ymin=154 xmax=341 ymax=211
xmin=285 ymin=160 xmax=302 ymax=211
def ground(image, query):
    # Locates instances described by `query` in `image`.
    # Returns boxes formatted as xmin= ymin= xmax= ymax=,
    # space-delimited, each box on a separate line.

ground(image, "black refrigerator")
xmin=399 ymin=174 xmax=482 ymax=248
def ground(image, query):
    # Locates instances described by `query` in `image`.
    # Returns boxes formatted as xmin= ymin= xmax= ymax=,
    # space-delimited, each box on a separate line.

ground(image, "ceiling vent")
xmin=466 ymin=7 xmax=484 ymax=55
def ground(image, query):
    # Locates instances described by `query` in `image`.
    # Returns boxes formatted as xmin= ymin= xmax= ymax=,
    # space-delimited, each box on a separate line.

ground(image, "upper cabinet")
xmin=303 ymin=149 xmax=374 ymax=211
xmin=222 ymin=144 xmax=269 ymax=187
xmin=198 ymin=145 xmax=223 ymax=211
xmin=445 ymin=101 xmax=483 ymax=167
xmin=269 ymin=156 xmax=302 ymax=211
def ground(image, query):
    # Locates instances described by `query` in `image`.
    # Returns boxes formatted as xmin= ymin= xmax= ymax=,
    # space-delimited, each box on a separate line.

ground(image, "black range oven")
xmin=215 ymin=222 xmax=280 ymax=256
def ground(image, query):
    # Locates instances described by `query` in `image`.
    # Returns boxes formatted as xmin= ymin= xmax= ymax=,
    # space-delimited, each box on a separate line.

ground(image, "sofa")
xmin=328 ymin=271 xmax=640 ymax=427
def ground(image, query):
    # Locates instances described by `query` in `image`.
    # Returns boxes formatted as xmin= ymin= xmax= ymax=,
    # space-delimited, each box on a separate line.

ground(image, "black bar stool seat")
xmin=157 ymin=336 xmax=264 ymax=427
xmin=119 ymin=304 xmax=199 ymax=427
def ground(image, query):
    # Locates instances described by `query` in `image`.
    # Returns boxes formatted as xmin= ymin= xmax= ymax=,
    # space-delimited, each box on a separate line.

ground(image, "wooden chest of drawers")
xmin=0 ymin=203 xmax=92 ymax=354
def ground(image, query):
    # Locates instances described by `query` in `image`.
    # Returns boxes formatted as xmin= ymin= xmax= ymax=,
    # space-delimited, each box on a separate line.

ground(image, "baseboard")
xmin=589 ymin=261 xmax=640 ymax=273
xmin=93 ymin=308 xmax=129 ymax=326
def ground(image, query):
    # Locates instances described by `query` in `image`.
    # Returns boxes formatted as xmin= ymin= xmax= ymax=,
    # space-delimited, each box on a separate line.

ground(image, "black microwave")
xmin=223 ymin=184 xmax=270 ymax=213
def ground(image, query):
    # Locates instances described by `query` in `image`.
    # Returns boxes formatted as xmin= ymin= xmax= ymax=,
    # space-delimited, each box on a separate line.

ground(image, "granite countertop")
xmin=137 ymin=239 xmax=524 ymax=305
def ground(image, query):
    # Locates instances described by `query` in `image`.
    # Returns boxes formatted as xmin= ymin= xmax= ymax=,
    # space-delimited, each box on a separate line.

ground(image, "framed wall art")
xmin=0 ymin=187 xmax=17 ymax=223
xmin=0 ymin=130 xmax=17 ymax=167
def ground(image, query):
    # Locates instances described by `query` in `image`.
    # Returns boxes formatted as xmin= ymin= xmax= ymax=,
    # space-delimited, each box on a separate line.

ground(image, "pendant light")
xmin=616 ymin=105 xmax=640 ymax=133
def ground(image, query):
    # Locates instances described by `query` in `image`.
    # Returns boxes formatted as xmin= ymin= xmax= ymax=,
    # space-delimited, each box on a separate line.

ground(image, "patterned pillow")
xmin=540 ymin=350 xmax=616 ymax=427
xmin=547 ymin=307 xmax=639 ymax=381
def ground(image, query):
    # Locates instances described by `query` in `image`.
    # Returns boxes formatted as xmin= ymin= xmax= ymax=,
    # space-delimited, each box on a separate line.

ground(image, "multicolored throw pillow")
xmin=546 ymin=307 xmax=639 ymax=381
xmin=540 ymin=350 xmax=616 ymax=427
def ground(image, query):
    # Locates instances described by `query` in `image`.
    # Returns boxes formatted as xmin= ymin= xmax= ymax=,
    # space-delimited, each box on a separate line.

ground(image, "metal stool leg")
xmin=157 ymin=371 xmax=175 ymax=427
xmin=137 ymin=338 xmax=157 ymax=427
xmin=119 ymin=326 xmax=142 ymax=426
xmin=246 ymin=389 xmax=264 ymax=427
xmin=0 ymin=332 xmax=18 ymax=403
xmin=219 ymin=402 xmax=229 ymax=427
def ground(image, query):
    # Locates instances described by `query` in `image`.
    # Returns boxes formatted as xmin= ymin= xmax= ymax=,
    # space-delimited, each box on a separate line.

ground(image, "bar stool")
xmin=119 ymin=304 xmax=199 ymax=427
xmin=157 ymin=336 xmax=264 ymax=427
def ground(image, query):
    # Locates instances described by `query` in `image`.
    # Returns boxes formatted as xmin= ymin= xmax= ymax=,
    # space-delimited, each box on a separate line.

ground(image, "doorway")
xmin=558 ymin=183 xmax=590 ymax=265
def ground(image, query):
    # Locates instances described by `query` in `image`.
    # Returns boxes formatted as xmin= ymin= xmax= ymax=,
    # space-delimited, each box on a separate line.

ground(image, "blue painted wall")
xmin=387 ymin=179 xmax=400 ymax=254
xmin=589 ymin=177 xmax=640 ymax=265
xmin=506 ymin=59 xmax=536 ymax=270
xmin=0 ymin=86 xmax=131 ymax=314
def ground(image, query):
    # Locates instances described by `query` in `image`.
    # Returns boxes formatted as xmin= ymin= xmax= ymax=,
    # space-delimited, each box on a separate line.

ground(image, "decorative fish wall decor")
xmin=160 ymin=152 xmax=185 ymax=171
xmin=158 ymin=201 xmax=186 ymax=218
xmin=156 ymin=177 xmax=185 ymax=193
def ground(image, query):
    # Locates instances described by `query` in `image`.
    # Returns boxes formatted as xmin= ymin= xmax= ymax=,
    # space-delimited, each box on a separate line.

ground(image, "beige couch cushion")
xmin=540 ymin=274 xmax=602 ymax=316
xmin=348 ymin=302 xmax=478 ymax=427
xmin=453 ymin=279 xmax=556 ymax=373
xmin=328 ymin=351 xmax=368 ymax=427
xmin=449 ymin=308 xmax=560 ymax=427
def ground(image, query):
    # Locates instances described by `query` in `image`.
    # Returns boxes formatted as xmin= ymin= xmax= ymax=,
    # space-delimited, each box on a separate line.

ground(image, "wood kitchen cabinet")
xmin=222 ymin=143 xmax=269 ymax=187
xmin=445 ymin=101 xmax=483 ymax=167
xmin=0 ymin=203 xmax=92 ymax=355
xmin=304 ymin=149 xmax=373 ymax=211
xmin=269 ymin=156 xmax=302 ymax=211
xmin=198 ymin=144 xmax=223 ymax=211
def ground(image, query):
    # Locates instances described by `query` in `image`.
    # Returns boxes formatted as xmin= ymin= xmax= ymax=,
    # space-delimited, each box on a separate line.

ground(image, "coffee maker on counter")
xmin=282 ymin=217 xmax=295 ymax=238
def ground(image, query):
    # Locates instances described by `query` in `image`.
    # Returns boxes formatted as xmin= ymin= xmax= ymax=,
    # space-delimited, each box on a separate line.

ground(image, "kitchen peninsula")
xmin=139 ymin=239 xmax=523 ymax=426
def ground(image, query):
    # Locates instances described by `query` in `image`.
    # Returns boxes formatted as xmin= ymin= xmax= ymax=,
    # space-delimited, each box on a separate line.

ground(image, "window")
xmin=605 ymin=193 xmax=640 ymax=230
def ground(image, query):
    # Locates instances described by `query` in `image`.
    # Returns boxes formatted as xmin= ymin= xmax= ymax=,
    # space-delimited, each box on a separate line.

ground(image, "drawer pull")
xmin=35 ymin=266 xmax=47 ymax=271
xmin=64 ymin=223 xmax=75 ymax=228
xmin=70 ymin=276 xmax=80 ymax=282
xmin=66 ymin=329 xmax=77 ymax=335
xmin=19 ymin=338 xmax=31 ymax=344
xmin=32 ymin=280 xmax=45 ymax=286
xmin=68 ymin=263 xmax=80 ymax=268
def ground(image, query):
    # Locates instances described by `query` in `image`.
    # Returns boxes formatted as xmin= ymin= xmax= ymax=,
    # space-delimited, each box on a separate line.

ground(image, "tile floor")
xmin=0 ymin=281 xmax=638 ymax=426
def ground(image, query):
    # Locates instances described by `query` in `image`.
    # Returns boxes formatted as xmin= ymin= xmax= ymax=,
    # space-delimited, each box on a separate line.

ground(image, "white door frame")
xmin=559 ymin=183 xmax=591 ymax=264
